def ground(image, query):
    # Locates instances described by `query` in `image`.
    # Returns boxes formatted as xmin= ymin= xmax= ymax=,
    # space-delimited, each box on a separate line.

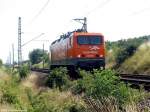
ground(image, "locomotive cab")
xmin=73 ymin=32 xmax=105 ymax=69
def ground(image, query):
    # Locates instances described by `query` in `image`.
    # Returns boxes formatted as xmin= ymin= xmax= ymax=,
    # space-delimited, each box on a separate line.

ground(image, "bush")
xmin=0 ymin=75 xmax=23 ymax=109
xmin=0 ymin=68 xmax=86 ymax=112
xmin=106 ymin=36 xmax=150 ymax=67
xmin=73 ymin=69 xmax=132 ymax=105
xmin=119 ymin=43 xmax=150 ymax=74
xmin=0 ymin=59 xmax=2 ymax=67
xmin=1 ymin=85 xmax=19 ymax=104
xmin=19 ymin=65 xmax=30 ymax=79
xmin=26 ymin=89 xmax=86 ymax=112
xmin=115 ymin=45 xmax=137 ymax=66
xmin=46 ymin=67 xmax=70 ymax=90
xmin=4 ymin=67 xmax=12 ymax=75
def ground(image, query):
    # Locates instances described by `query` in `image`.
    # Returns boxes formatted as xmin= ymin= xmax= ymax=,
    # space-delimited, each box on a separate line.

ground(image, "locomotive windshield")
xmin=77 ymin=36 xmax=102 ymax=45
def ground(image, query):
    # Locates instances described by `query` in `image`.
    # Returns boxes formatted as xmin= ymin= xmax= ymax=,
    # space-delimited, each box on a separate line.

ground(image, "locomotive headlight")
xmin=77 ymin=54 xmax=81 ymax=58
xmin=100 ymin=55 xmax=103 ymax=57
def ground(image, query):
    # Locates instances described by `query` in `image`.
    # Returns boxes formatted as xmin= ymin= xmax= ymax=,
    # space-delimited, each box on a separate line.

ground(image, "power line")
xmin=33 ymin=40 xmax=49 ymax=42
xmin=59 ymin=0 xmax=112 ymax=34
xmin=39 ymin=0 xmax=111 ymax=41
xmin=130 ymin=7 xmax=150 ymax=16
xmin=22 ymin=33 xmax=45 ymax=47
xmin=86 ymin=0 xmax=112 ymax=17
xmin=30 ymin=0 xmax=51 ymax=23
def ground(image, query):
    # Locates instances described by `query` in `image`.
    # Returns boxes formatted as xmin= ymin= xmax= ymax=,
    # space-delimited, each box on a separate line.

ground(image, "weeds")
xmin=19 ymin=65 xmax=30 ymax=79
xmin=46 ymin=67 xmax=71 ymax=90
xmin=0 ymin=67 xmax=150 ymax=112
xmin=0 ymin=67 xmax=86 ymax=112
xmin=119 ymin=42 xmax=150 ymax=74
xmin=25 ymin=88 xmax=86 ymax=112
xmin=73 ymin=69 xmax=132 ymax=105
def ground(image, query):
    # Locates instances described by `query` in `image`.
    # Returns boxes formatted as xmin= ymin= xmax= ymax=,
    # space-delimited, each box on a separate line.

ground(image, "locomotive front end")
xmin=73 ymin=32 xmax=105 ymax=69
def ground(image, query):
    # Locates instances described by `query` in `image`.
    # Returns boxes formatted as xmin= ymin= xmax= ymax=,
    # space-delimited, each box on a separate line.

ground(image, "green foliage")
xmin=29 ymin=49 xmax=48 ymax=65
xmin=114 ymin=44 xmax=136 ymax=66
xmin=106 ymin=35 xmax=150 ymax=67
xmin=0 ymin=75 xmax=23 ymax=109
xmin=1 ymin=83 xmax=19 ymax=104
xmin=43 ymin=52 xmax=49 ymax=63
xmin=4 ymin=67 xmax=12 ymax=75
xmin=73 ymin=69 xmax=132 ymax=105
xmin=106 ymin=36 xmax=150 ymax=51
xmin=0 ymin=59 xmax=3 ymax=67
xmin=46 ymin=67 xmax=70 ymax=90
xmin=32 ymin=61 xmax=49 ymax=69
xmin=26 ymin=89 xmax=85 ymax=112
xmin=26 ymin=89 xmax=51 ymax=112
xmin=0 ymin=69 xmax=85 ymax=112
xmin=1 ymin=67 xmax=150 ymax=111
xmin=119 ymin=43 xmax=150 ymax=74
xmin=19 ymin=65 xmax=30 ymax=79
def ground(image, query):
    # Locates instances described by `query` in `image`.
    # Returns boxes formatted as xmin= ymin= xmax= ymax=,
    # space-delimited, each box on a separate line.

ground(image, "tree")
xmin=0 ymin=59 xmax=2 ymax=67
xmin=29 ymin=49 xmax=48 ymax=65
xmin=106 ymin=35 xmax=150 ymax=67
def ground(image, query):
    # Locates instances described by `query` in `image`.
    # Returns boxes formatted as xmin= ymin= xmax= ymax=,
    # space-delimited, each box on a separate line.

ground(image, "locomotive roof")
xmin=51 ymin=30 xmax=103 ymax=45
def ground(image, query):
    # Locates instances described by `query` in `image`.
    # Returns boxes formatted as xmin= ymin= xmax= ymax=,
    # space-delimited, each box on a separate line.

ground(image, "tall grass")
xmin=119 ymin=42 xmax=150 ymax=74
xmin=0 ymin=67 xmax=150 ymax=111
xmin=72 ymin=69 xmax=150 ymax=112
xmin=0 ymin=68 xmax=86 ymax=112
xmin=85 ymin=97 xmax=150 ymax=112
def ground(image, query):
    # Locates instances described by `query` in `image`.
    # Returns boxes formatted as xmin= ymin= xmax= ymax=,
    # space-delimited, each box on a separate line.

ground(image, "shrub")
xmin=115 ymin=45 xmax=137 ymax=67
xmin=106 ymin=36 xmax=150 ymax=68
xmin=26 ymin=89 xmax=86 ymax=112
xmin=0 ymin=59 xmax=2 ymax=67
xmin=0 ymin=75 xmax=23 ymax=109
xmin=1 ymin=85 xmax=19 ymax=104
xmin=4 ymin=67 xmax=12 ymax=75
xmin=46 ymin=67 xmax=70 ymax=90
xmin=19 ymin=65 xmax=30 ymax=79
xmin=119 ymin=43 xmax=150 ymax=74
xmin=73 ymin=69 xmax=132 ymax=105
xmin=0 ymin=68 xmax=85 ymax=111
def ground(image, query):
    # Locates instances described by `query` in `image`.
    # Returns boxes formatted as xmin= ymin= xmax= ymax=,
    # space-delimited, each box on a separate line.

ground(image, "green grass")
xmin=0 ymin=67 xmax=150 ymax=111
xmin=32 ymin=61 xmax=49 ymax=69
xmin=0 ymin=68 xmax=86 ymax=112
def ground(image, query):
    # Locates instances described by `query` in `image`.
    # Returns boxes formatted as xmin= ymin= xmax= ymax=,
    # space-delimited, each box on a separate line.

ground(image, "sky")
xmin=0 ymin=0 xmax=150 ymax=63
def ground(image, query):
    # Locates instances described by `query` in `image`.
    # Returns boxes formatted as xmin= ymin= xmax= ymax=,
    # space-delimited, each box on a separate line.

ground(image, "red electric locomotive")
xmin=50 ymin=30 xmax=105 ymax=70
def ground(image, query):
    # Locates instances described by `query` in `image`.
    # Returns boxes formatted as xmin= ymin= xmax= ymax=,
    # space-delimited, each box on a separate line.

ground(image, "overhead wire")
xmin=29 ymin=0 xmax=51 ymax=24
xmin=130 ymin=7 xmax=150 ymax=16
xmin=54 ymin=0 xmax=112 ymax=39
xmin=22 ymin=33 xmax=45 ymax=47
xmin=23 ymin=0 xmax=52 ymax=47
xmin=86 ymin=0 xmax=112 ymax=17
xmin=26 ymin=0 xmax=112 ymax=44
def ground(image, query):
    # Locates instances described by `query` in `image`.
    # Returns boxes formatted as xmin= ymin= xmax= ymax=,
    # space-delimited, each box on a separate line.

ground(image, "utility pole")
xmin=18 ymin=17 xmax=22 ymax=67
xmin=9 ymin=51 xmax=11 ymax=67
xmin=73 ymin=17 xmax=87 ymax=32
xmin=12 ymin=44 xmax=14 ymax=70
xmin=43 ymin=43 xmax=44 ymax=69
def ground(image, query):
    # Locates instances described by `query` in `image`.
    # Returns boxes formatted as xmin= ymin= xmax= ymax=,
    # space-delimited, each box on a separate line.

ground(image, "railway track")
xmin=120 ymin=73 xmax=150 ymax=90
xmin=120 ymin=73 xmax=150 ymax=83
xmin=30 ymin=68 xmax=150 ymax=90
xmin=31 ymin=68 xmax=50 ymax=73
